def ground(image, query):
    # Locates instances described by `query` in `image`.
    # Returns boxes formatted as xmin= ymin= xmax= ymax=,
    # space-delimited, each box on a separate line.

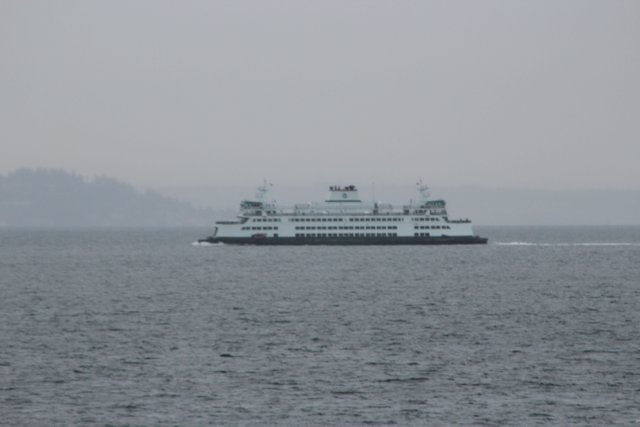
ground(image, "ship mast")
xmin=417 ymin=179 xmax=431 ymax=202
xmin=255 ymin=179 xmax=272 ymax=200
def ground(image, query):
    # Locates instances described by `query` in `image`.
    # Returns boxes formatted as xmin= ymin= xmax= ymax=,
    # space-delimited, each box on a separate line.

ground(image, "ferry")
xmin=199 ymin=182 xmax=487 ymax=245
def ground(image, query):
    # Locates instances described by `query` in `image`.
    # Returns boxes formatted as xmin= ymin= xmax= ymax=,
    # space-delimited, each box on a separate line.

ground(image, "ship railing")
xmin=215 ymin=220 xmax=244 ymax=225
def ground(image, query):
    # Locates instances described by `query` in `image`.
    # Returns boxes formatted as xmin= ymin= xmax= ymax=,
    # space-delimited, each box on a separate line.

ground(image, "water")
xmin=1 ymin=226 xmax=639 ymax=426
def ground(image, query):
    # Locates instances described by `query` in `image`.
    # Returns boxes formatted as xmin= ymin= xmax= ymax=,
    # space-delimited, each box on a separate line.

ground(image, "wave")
xmin=495 ymin=242 xmax=640 ymax=247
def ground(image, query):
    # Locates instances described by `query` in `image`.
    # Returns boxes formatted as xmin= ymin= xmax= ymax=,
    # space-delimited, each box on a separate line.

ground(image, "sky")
xmin=2 ymin=0 xmax=639 ymax=193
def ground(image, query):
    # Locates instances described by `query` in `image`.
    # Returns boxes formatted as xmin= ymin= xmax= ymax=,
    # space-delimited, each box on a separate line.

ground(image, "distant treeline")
xmin=0 ymin=168 xmax=213 ymax=227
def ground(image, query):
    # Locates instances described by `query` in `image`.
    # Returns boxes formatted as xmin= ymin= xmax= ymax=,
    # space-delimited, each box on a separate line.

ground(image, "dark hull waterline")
xmin=198 ymin=235 xmax=488 ymax=245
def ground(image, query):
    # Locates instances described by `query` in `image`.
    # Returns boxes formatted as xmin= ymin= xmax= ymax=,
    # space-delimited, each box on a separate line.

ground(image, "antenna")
xmin=255 ymin=179 xmax=273 ymax=200
xmin=417 ymin=179 xmax=430 ymax=201
xmin=371 ymin=182 xmax=376 ymax=203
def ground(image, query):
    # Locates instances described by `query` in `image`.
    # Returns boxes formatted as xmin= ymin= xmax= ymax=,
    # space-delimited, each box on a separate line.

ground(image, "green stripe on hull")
xmin=199 ymin=236 xmax=488 ymax=245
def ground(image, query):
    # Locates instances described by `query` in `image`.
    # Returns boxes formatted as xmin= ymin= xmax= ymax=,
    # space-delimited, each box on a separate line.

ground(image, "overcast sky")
xmin=2 ymin=1 xmax=639 ymax=192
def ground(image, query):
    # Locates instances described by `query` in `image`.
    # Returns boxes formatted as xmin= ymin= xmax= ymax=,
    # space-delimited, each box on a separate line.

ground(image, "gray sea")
xmin=1 ymin=226 xmax=639 ymax=426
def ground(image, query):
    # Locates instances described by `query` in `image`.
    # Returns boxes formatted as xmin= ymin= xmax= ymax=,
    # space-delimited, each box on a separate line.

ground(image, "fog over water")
xmin=2 ymin=1 xmax=639 ymax=224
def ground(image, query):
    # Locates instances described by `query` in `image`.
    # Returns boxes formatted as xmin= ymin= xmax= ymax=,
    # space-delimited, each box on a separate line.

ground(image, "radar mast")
xmin=417 ymin=179 xmax=431 ymax=201
xmin=255 ymin=179 xmax=272 ymax=200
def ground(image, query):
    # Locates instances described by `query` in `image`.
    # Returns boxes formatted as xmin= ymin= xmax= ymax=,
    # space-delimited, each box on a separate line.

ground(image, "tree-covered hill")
xmin=0 ymin=169 xmax=213 ymax=227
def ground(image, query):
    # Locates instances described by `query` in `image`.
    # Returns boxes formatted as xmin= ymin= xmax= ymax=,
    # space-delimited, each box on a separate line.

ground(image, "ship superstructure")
xmin=200 ymin=182 xmax=487 ymax=245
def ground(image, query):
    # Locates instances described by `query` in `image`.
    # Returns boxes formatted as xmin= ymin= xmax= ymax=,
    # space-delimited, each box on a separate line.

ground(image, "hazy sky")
xmin=2 ymin=1 xmax=639 ymax=191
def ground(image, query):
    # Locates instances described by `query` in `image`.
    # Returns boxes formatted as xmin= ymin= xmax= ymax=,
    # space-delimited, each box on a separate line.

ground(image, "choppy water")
xmin=1 ymin=226 xmax=639 ymax=426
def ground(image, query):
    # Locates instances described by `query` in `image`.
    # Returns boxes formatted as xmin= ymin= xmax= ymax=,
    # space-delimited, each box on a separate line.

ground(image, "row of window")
xmin=413 ymin=210 xmax=445 ymax=215
xmin=348 ymin=217 xmax=403 ymax=222
xmin=295 ymin=233 xmax=398 ymax=238
xmin=414 ymin=225 xmax=450 ymax=230
xmin=241 ymin=226 xmax=279 ymax=230
xmin=294 ymin=226 xmax=398 ymax=231
xmin=252 ymin=215 xmax=445 ymax=223
xmin=289 ymin=216 xmax=407 ymax=223
xmin=290 ymin=217 xmax=344 ymax=222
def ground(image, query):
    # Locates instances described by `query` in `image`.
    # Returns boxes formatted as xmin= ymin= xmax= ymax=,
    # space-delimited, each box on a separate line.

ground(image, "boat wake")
xmin=495 ymin=242 xmax=640 ymax=247
xmin=191 ymin=241 xmax=224 ymax=247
